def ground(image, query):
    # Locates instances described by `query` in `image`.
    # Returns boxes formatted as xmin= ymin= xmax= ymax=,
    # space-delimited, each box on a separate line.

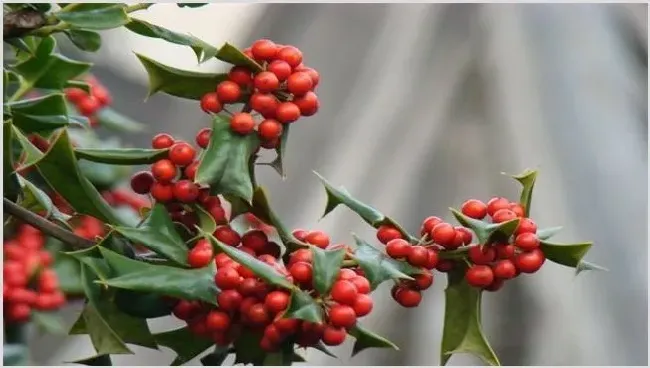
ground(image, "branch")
xmin=3 ymin=197 xmax=95 ymax=249
xmin=3 ymin=8 xmax=46 ymax=40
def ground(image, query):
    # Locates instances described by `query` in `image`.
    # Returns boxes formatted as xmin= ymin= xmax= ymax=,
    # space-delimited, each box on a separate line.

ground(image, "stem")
xmin=241 ymin=101 xmax=252 ymax=113
xmin=3 ymin=198 xmax=95 ymax=249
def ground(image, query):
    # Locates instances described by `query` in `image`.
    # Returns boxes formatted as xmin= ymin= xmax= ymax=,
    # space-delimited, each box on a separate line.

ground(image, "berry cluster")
xmin=200 ymin=39 xmax=320 ymax=148
xmin=3 ymin=224 xmax=65 ymax=323
xmin=171 ymin=227 xmax=373 ymax=351
xmin=64 ymin=76 xmax=112 ymax=127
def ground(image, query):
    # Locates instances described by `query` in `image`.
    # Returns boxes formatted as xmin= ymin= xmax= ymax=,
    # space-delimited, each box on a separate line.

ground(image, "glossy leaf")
xmin=65 ymin=79 xmax=91 ymax=93
xmin=7 ymin=93 xmax=71 ymax=133
xmin=440 ymin=268 xmax=499 ymax=366
xmin=315 ymin=172 xmax=418 ymax=243
xmin=259 ymin=125 xmax=290 ymax=178
xmin=11 ymin=36 xmax=91 ymax=90
xmin=201 ymin=230 xmax=293 ymax=289
xmin=98 ymin=247 xmax=218 ymax=304
xmin=17 ymin=175 xmax=71 ymax=225
xmin=349 ymin=325 xmax=399 ymax=356
xmin=539 ymin=240 xmax=602 ymax=274
xmin=35 ymin=129 xmax=122 ymax=225
xmin=3 ymin=122 xmax=19 ymax=201
xmin=215 ymin=42 xmax=263 ymax=72
xmin=68 ymin=354 xmax=113 ymax=366
xmin=450 ymin=208 xmax=520 ymax=245
xmin=283 ymin=289 xmax=323 ymax=323
xmin=537 ymin=226 xmax=563 ymax=241
xmin=351 ymin=235 xmax=418 ymax=290
xmin=195 ymin=115 xmax=260 ymax=203
xmin=125 ymin=18 xmax=218 ymax=63
xmin=95 ymin=107 xmax=145 ymax=132
xmin=75 ymin=147 xmax=168 ymax=165
xmin=135 ymin=53 xmax=228 ymax=100
xmin=114 ymin=289 xmax=174 ymax=319
xmin=154 ymin=327 xmax=213 ymax=366
xmin=193 ymin=204 xmax=217 ymax=234
xmin=12 ymin=126 xmax=44 ymax=170
xmin=114 ymin=204 xmax=188 ymax=266
xmin=53 ymin=253 xmax=83 ymax=294
xmin=311 ymin=246 xmax=345 ymax=295
xmin=55 ymin=4 xmax=129 ymax=30
xmin=200 ymin=346 xmax=230 ymax=366
xmin=507 ymin=169 xmax=537 ymax=218
xmin=66 ymin=246 xmax=111 ymax=281
xmin=32 ymin=311 xmax=67 ymax=335
xmin=65 ymin=29 xmax=102 ymax=52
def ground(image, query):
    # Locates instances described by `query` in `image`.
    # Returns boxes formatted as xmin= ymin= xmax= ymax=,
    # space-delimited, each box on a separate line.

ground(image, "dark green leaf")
xmin=259 ymin=124 xmax=290 ymax=178
xmin=440 ymin=268 xmax=499 ymax=366
xmin=540 ymin=240 xmax=601 ymax=274
xmin=201 ymin=229 xmax=293 ymax=289
xmin=99 ymin=246 xmax=218 ymax=304
xmin=194 ymin=204 xmax=217 ymax=234
xmin=3 ymin=122 xmax=20 ymax=201
xmin=507 ymin=169 xmax=537 ymax=218
xmin=75 ymin=147 xmax=168 ymax=165
xmin=65 ymin=29 xmax=102 ymax=52
xmin=66 ymin=245 xmax=111 ymax=281
xmin=200 ymin=346 xmax=230 ymax=366
xmin=195 ymin=115 xmax=260 ymax=203
xmin=31 ymin=310 xmax=67 ymax=335
xmin=349 ymin=325 xmax=398 ymax=356
xmin=55 ymin=4 xmax=129 ymax=30
xmin=65 ymin=79 xmax=91 ymax=93
xmin=7 ymin=93 xmax=72 ymax=133
xmin=25 ymin=3 xmax=52 ymax=12
xmin=311 ymin=246 xmax=345 ymax=295
xmin=283 ymin=289 xmax=323 ymax=323
xmin=5 ymin=38 xmax=33 ymax=58
xmin=35 ymin=129 xmax=123 ymax=225
xmin=233 ymin=330 xmax=266 ymax=365
xmin=11 ymin=36 xmax=91 ymax=90
xmin=125 ymin=18 xmax=218 ymax=63
xmin=154 ymin=327 xmax=213 ymax=366
xmin=312 ymin=342 xmax=337 ymax=358
xmin=95 ymin=107 xmax=145 ymax=132
xmin=450 ymin=208 xmax=520 ymax=245
xmin=114 ymin=204 xmax=188 ymax=266
xmin=3 ymin=344 xmax=29 ymax=366
xmin=114 ymin=289 xmax=173 ymax=319
xmin=68 ymin=354 xmax=113 ymax=366
xmin=537 ymin=226 xmax=563 ymax=241
xmin=351 ymin=235 xmax=418 ymax=290
xmin=177 ymin=3 xmax=208 ymax=8
xmin=17 ymin=175 xmax=71 ymax=226
xmin=215 ymin=42 xmax=263 ymax=72
xmin=12 ymin=126 xmax=44 ymax=170
xmin=135 ymin=53 xmax=228 ymax=100
xmin=77 ymin=160 xmax=131 ymax=190
xmin=53 ymin=253 xmax=83 ymax=294
xmin=314 ymin=172 xmax=418 ymax=243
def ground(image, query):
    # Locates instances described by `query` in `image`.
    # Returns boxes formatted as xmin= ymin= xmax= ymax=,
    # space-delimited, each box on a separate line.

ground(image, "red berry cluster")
xmin=171 ymin=227 xmax=373 ymax=351
xmin=200 ymin=39 xmax=320 ymax=148
xmin=3 ymin=224 xmax=65 ymax=323
xmin=64 ymin=76 xmax=112 ymax=127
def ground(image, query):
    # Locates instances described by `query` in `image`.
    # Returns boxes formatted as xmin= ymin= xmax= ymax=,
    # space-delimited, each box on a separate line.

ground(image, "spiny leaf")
xmin=505 ymin=169 xmax=537 ymax=218
xmin=283 ymin=289 xmax=323 ymax=323
xmin=450 ymin=208 xmax=519 ymax=245
xmin=94 ymin=107 xmax=144 ymax=132
xmin=154 ymin=327 xmax=213 ymax=366
xmin=351 ymin=235 xmax=418 ymax=290
xmin=539 ymin=239 xmax=604 ymax=275
xmin=64 ymin=29 xmax=102 ymax=52
xmin=75 ymin=147 xmax=169 ymax=165
xmin=537 ymin=226 xmax=563 ymax=241
xmin=200 ymin=346 xmax=230 ymax=366
xmin=215 ymin=42 xmax=263 ymax=72
xmin=12 ymin=126 xmax=44 ymax=170
xmin=55 ymin=3 xmax=129 ymax=30
xmin=259 ymin=124 xmax=290 ymax=178
xmin=31 ymin=311 xmax=67 ymax=335
xmin=68 ymin=354 xmax=113 ymax=366
xmin=311 ymin=246 xmax=345 ymax=295
xmin=193 ymin=204 xmax=217 ymax=234
xmin=3 ymin=122 xmax=19 ymax=201
xmin=7 ymin=93 xmax=72 ymax=133
xmin=349 ymin=325 xmax=399 ymax=356
xmin=16 ymin=175 xmax=71 ymax=225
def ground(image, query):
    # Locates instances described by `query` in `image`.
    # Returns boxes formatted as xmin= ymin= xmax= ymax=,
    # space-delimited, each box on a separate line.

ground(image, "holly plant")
xmin=2 ymin=3 xmax=605 ymax=366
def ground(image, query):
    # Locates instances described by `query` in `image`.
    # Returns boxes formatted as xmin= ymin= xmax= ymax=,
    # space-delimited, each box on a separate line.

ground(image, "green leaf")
xmin=135 ymin=53 xmax=228 ymax=100
xmin=195 ymin=115 xmax=260 ymax=203
xmin=66 ymin=245 xmax=112 ymax=281
xmin=537 ymin=226 xmax=563 ymax=241
xmin=177 ymin=3 xmax=208 ymax=8
xmin=194 ymin=204 xmax=217 ymax=234
xmin=575 ymin=260 xmax=608 ymax=275
xmin=11 ymin=36 xmax=91 ymax=90
xmin=68 ymin=354 xmax=113 ymax=366
xmin=65 ymin=29 xmax=102 ymax=52
xmin=349 ymin=325 xmax=399 ymax=356
xmin=11 ymin=126 xmax=44 ymax=170
xmin=125 ymin=18 xmax=218 ymax=63
xmin=314 ymin=172 xmax=418 ymax=243
xmin=201 ymin=229 xmax=293 ymax=289
xmin=283 ymin=289 xmax=323 ymax=323
xmin=539 ymin=240 xmax=603 ymax=274
xmin=53 ymin=253 xmax=83 ymax=294
xmin=215 ymin=42 xmax=263 ymax=72
xmin=351 ymin=235 xmax=418 ymax=290
xmin=55 ymin=3 xmax=129 ymax=30
xmin=35 ymin=129 xmax=123 ymax=225
xmin=17 ymin=175 xmax=71 ymax=225
xmin=506 ymin=169 xmax=537 ymax=218
xmin=99 ymin=247 xmax=218 ymax=304
xmin=440 ymin=268 xmax=499 ymax=366
xmin=94 ymin=107 xmax=145 ymax=132
xmin=3 ymin=344 xmax=29 ymax=366
xmin=114 ymin=204 xmax=188 ymax=266
xmin=154 ymin=327 xmax=213 ymax=366
xmin=311 ymin=246 xmax=345 ymax=295
xmin=3 ymin=122 xmax=20 ymax=201
xmin=7 ymin=93 xmax=72 ymax=133
xmin=114 ymin=289 xmax=174 ymax=319
xmin=450 ymin=208 xmax=520 ymax=245
xmin=200 ymin=346 xmax=230 ymax=366
xmin=31 ymin=310 xmax=67 ymax=335
xmin=259 ymin=125 xmax=290 ymax=178
xmin=75 ymin=147 xmax=169 ymax=165
xmin=65 ymin=79 xmax=92 ymax=93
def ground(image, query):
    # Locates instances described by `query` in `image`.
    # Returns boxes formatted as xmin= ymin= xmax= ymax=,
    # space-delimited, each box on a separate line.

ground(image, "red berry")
xmin=152 ymin=133 xmax=175 ymax=149
xmin=217 ymin=289 xmax=242 ymax=312
xmin=188 ymin=240 xmax=213 ymax=268
xmin=456 ymin=226 xmax=473 ymax=245
xmin=431 ymin=223 xmax=456 ymax=247
xmin=377 ymin=225 xmax=402 ymax=245
xmin=328 ymin=304 xmax=356 ymax=329
xmin=195 ymin=128 xmax=212 ymax=149
xmin=77 ymin=96 xmax=100 ymax=116
xmin=91 ymin=85 xmax=111 ymax=106
xmin=407 ymin=246 xmax=428 ymax=267
xmin=130 ymin=171 xmax=154 ymax=194
xmin=468 ymin=245 xmax=496 ymax=265
xmin=274 ymin=318 xmax=300 ymax=334
xmin=250 ymin=93 xmax=279 ymax=118
xmin=169 ymin=142 xmax=196 ymax=167
xmin=230 ymin=112 xmax=255 ymax=135
xmin=352 ymin=294 xmax=373 ymax=317
xmin=151 ymin=159 xmax=177 ymax=182
xmin=173 ymin=180 xmax=199 ymax=203
xmin=424 ymin=248 xmax=439 ymax=270
xmin=206 ymin=310 xmax=231 ymax=331
xmin=259 ymin=337 xmax=278 ymax=352
xmin=254 ymin=71 xmax=280 ymax=93
xmin=322 ymin=325 xmax=347 ymax=346
xmin=515 ymin=233 xmax=540 ymax=251
xmin=492 ymin=209 xmax=517 ymax=223
xmin=65 ymin=88 xmax=87 ymax=104
xmin=277 ymin=46 xmax=303 ymax=68
xmin=350 ymin=276 xmax=371 ymax=294
xmin=289 ymin=248 xmax=312 ymax=265
xmin=264 ymin=291 xmax=290 ymax=314
xmin=465 ymin=265 xmax=494 ymax=288
xmin=485 ymin=278 xmax=505 ymax=292
xmin=337 ymin=268 xmax=357 ymax=281
xmin=267 ymin=60 xmax=292 ymax=82
xmin=296 ymin=66 xmax=320 ymax=87
xmin=420 ymin=216 xmax=442 ymax=236
xmin=251 ymin=39 xmax=278 ymax=61
xmin=275 ymin=102 xmax=301 ymax=124
xmin=172 ymin=300 xmax=199 ymax=320
xmin=385 ymin=238 xmax=411 ymax=259
xmin=183 ymin=162 xmax=198 ymax=181
xmin=7 ymin=303 xmax=31 ymax=322
xmin=493 ymin=259 xmax=517 ymax=280
xmin=258 ymin=119 xmax=283 ymax=141
xmin=263 ymin=324 xmax=283 ymax=344
xmin=151 ymin=182 xmax=174 ymax=202
xmin=293 ymin=91 xmax=319 ymax=116
xmin=304 ymin=231 xmax=330 ymax=248
xmin=247 ymin=303 xmax=271 ymax=325
xmin=486 ymin=197 xmax=510 ymax=217
xmin=287 ymin=71 xmax=313 ymax=96
xmin=414 ymin=270 xmax=434 ymax=290
xmin=513 ymin=249 xmax=545 ymax=273
xmin=213 ymin=226 xmax=241 ymax=247
xmin=289 ymin=261 xmax=312 ymax=284
xmin=330 ymin=280 xmax=358 ymax=305
xmin=228 ymin=66 xmax=252 ymax=86
xmin=216 ymin=81 xmax=242 ymax=104
xmin=510 ymin=203 xmax=525 ymax=217
xmin=495 ymin=243 xmax=516 ymax=259
xmin=241 ymin=230 xmax=268 ymax=253
xmin=394 ymin=287 xmax=421 ymax=308
xmin=515 ymin=217 xmax=537 ymax=235
xmin=200 ymin=92 xmax=222 ymax=113
xmin=461 ymin=199 xmax=488 ymax=219
xmin=214 ymin=267 xmax=242 ymax=290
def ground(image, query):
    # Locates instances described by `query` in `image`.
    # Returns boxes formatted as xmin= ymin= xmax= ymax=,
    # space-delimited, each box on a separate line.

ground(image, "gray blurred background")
xmin=31 ymin=3 xmax=648 ymax=366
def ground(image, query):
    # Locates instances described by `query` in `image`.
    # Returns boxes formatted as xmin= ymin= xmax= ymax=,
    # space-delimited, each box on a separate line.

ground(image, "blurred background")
xmin=30 ymin=3 xmax=648 ymax=366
